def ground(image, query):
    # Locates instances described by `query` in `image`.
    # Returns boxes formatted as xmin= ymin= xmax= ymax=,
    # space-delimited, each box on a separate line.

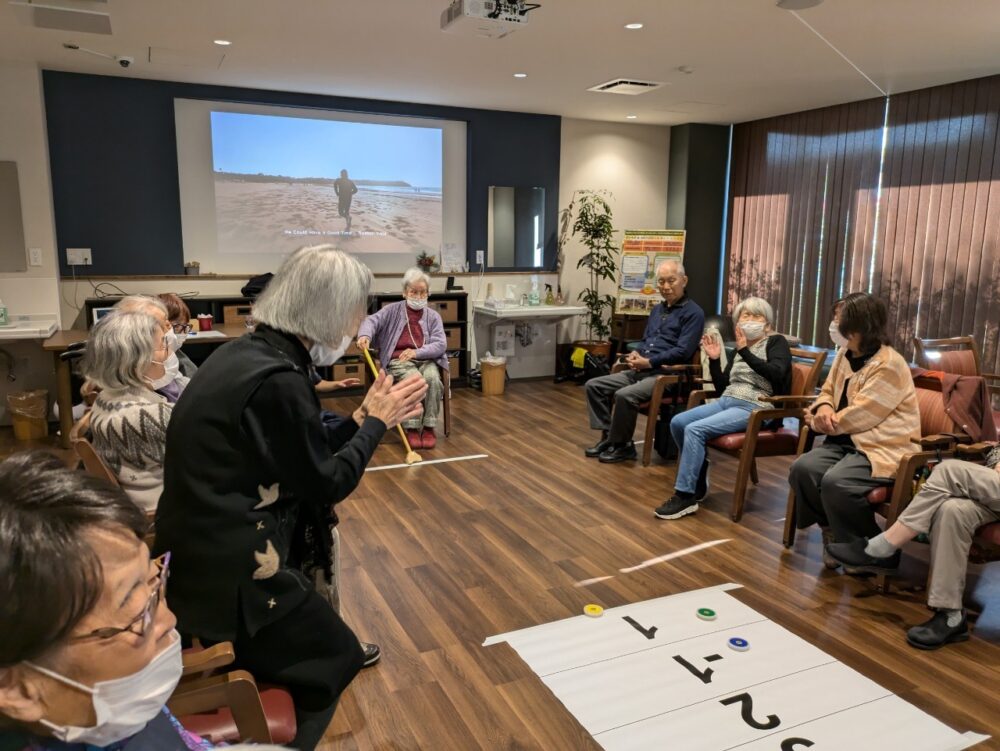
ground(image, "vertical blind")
xmin=726 ymin=73 xmax=1000 ymax=373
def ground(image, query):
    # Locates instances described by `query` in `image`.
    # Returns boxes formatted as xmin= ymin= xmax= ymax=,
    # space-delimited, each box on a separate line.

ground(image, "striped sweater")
xmin=810 ymin=344 xmax=920 ymax=478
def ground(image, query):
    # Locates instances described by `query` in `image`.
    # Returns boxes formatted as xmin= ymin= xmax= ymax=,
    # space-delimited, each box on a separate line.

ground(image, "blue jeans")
xmin=670 ymin=396 xmax=757 ymax=494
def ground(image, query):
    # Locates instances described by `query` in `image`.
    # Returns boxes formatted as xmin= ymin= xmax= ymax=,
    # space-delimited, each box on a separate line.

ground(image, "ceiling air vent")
xmin=587 ymin=78 xmax=665 ymax=96
xmin=8 ymin=0 xmax=111 ymax=35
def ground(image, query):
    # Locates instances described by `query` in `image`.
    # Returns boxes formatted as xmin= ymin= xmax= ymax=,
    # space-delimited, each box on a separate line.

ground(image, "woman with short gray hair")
xmin=81 ymin=310 xmax=173 ymax=512
xmin=655 ymin=296 xmax=792 ymax=520
xmin=153 ymin=245 xmax=427 ymax=751
xmin=356 ymin=266 xmax=448 ymax=448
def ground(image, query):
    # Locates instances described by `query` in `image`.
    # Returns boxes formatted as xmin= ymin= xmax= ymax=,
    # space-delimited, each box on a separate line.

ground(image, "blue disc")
xmin=728 ymin=637 xmax=750 ymax=652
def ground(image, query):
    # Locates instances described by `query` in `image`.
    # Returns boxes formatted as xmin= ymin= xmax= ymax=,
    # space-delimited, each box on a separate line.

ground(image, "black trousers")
xmin=789 ymin=441 xmax=892 ymax=543
xmin=231 ymin=589 xmax=364 ymax=751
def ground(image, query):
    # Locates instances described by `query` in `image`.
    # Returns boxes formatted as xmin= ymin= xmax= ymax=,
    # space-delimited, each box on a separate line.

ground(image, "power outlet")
xmin=28 ymin=248 xmax=43 ymax=267
xmin=476 ymin=250 xmax=485 ymax=265
xmin=66 ymin=247 xmax=92 ymax=266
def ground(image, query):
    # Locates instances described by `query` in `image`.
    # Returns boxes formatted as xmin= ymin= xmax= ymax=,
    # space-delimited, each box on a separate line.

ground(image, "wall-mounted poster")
xmin=616 ymin=229 xmax=686 ymax=315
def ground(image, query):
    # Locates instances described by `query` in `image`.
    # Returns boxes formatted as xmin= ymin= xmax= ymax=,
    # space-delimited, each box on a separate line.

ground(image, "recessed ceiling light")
xmin=513 ymin=72 xmax=528 ymax=78
xmin=624 ymin=23 xmax=644 ymax=30
xmin=213 ymin=39 xmax=232 ymax=46
xmin=626 ymin=114 xmax=638 ymax=120
xmin=677 ymin=65 xmax=695 ymax=75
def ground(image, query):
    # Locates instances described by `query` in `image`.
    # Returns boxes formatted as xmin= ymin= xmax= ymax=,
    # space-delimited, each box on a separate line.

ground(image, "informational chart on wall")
xmin=616 ymin=229 xmax=686 ymax=315
xmin=483 ymin=584 xmax=988 ymax=751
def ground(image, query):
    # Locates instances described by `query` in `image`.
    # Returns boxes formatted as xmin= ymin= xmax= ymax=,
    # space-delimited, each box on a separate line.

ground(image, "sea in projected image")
xmin=210 ymin=111 xmax=443 ymax=254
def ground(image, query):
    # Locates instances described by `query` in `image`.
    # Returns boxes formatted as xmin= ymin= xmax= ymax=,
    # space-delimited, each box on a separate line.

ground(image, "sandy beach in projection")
xmin=214 ymin=175 xmax=442 ymax=254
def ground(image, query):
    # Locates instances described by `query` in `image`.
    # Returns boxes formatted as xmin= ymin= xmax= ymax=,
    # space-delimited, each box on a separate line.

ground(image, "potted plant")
xmin=416 ymin=251 xmax=438 ymax=272
xmin=563 ymin=190 xmax=617 ymax=358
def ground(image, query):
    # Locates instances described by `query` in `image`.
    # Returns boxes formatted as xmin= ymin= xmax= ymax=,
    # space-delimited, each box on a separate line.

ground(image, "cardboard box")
xmin=444 ymin=326 xmax=461 ymax=349
xmin=448 ymin=354 xmax=460 ymax=380
xmin=222 ymin=304 xmax=253 ymax=324
xmin=430 ymin=299 xmax=459 ymax=322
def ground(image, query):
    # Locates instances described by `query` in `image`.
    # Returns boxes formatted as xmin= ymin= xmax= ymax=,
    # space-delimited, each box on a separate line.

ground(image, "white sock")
xmin=864 ymin=534 xmax=898 ymax=559
xmin=945 ymin=609 xmax=963 ymax=628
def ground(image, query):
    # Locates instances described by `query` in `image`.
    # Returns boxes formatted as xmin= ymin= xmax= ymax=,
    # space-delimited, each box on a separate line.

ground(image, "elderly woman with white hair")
xmin=152 ymin=245 xmax=427 ymax=751
xmin=356 ymin=267 xmax=447 ymax=448
xmin=81 ymin=310 xmax=173 ymax=512
xmin=655 ymin=296 xmax=792 ymax=520
xmin=113 ymin=294 xmax=190 ymax=401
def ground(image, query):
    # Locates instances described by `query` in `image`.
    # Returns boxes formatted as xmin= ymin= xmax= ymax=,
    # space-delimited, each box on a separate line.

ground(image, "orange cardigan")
xmin=809 ymin=345 xmax=920 ymax=478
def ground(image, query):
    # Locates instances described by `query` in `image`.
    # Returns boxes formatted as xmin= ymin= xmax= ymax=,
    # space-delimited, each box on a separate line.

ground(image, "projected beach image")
xmin=211 ymin=111 xmax=442 ymax=254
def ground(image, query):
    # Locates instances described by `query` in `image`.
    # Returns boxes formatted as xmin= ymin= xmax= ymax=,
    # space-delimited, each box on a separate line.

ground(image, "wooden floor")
xmin=318 ymin=381 xmax=1000 ymax=750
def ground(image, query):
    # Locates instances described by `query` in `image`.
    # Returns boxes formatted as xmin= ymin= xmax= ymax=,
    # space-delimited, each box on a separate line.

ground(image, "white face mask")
xmin=406 ymin=297 xmax=428 ymax=311
xmin=27 ymin=631 xmax=183 ymax=746
xmin=310 ymin=335 xmax=352 ymax=367
xmin=165 ymin=329 xmax=186 ymax=352
xmin=739 ymin=321 xmax=766 ymax=340
xmin=829 ymin=321 xmax=848 ymax=349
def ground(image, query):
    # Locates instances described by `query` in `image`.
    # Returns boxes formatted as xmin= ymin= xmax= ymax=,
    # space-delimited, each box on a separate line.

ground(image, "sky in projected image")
xmin=210 ymin=111 xmax=443 ymax=255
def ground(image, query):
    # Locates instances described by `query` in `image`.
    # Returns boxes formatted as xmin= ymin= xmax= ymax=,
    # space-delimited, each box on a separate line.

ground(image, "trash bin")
xmin=481 ymin=361 xmax=506 ymax=396
xmin=7 ymin=389 xmax=49 ymax=441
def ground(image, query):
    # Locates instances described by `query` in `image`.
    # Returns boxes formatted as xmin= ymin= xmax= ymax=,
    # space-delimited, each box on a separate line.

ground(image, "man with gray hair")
xmin=585 ymin=259 xmax=704 ymax=463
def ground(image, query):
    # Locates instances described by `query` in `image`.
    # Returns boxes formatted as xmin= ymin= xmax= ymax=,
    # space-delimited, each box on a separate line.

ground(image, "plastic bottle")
xmin=545 ymin=283 xmax=554 ymax=305
xmin=528 ymin=278 xmax=541 ymax=306
xmin=0 ymin=298 xmax=8 ymax=326
xmin=555 ymin=285 xmax=565 ymax=305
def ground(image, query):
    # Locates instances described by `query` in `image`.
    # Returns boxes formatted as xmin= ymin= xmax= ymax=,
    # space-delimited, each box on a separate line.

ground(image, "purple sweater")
xmin=358 ymin=300 xmax=449 ymax=370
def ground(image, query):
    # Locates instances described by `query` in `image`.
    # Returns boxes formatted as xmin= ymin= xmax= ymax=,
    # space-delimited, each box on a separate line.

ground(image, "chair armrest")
xmin=182 ymin=642 xmax=236 ymax=677
xmin=688 ymin=390 xmax=710 ymax=409
xmin=759 ymin=395 xmax=815 ymax=405
xmin=883 ymin=449 xmax=953 ymax=523
xmin=955 ymin=441 xmax=996 ymax=459
xmin=611 ymin=361 xmax=628 ymax=374
xmin=919 ymin=434 xmax=958 ymax=450
xmin=980 ymin=371 xmax=1000 ymax=381
xmin=657 ymin=363 xmax=702 ymax=373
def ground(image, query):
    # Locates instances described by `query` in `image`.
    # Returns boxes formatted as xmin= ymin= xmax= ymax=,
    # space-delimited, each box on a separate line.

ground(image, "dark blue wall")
xmin=42 ymin=71 xmax=561 ymax=276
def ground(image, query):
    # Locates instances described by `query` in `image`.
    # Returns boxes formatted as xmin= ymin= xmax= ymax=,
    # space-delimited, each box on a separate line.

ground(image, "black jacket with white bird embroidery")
xmin=153 ymin=324 xmax=386 ymax=641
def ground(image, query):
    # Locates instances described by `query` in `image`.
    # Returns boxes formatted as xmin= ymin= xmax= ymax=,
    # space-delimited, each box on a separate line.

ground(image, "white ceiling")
xmin=2 ymin=0 xmax=1000 ymax=125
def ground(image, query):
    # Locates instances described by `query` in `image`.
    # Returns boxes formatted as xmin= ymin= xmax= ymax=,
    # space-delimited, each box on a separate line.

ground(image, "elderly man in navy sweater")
xmin=585 ymin=260 xmax=705 ymax=463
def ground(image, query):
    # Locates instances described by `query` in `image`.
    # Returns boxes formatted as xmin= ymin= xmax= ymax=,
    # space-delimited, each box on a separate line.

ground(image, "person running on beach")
xmin=334 ymin=169 xmax=358 ymax=232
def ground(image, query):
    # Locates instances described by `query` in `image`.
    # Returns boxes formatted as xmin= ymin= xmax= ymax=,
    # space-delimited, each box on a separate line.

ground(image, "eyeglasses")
xmin=171 ymin=322 xmax=193 ymax=334
xmin=73 ymin=553 xmax=171 ymax=642
xmin=406 ymin=290 xmax=429 ymax=299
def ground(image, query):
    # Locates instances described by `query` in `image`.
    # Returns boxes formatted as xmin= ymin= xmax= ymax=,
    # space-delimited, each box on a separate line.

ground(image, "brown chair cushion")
xmin=708 ymin=428 xmax=799 ymax=452
xmin=915 ymin=387 xmax=957 ymax=436
xmin=936 ymin=350 xmax=978 ymax=377
xmin=976 ymin=521 xmax=1000 ymax=547
xmin=180 ymin=685 xmax=297 ymax=745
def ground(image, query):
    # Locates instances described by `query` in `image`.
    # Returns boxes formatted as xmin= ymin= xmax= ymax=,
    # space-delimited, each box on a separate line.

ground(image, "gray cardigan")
xmin=357 ymin=300 xmax=449 ymax=370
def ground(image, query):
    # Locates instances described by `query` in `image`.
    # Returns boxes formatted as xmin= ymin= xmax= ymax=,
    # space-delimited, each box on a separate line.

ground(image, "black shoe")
xmin=825 ymin=537 xmax=901 ymax=574
xmin=361 ymin=641 xmax=381 ymax=667
xmin=585 ymin=436 xmax=612 ymax=458
xmin=598 ymin=442 xmax=638 ymax=463
xmin=906 ymin=611 xmax=969 ymax=650
xmin=693 ymin=460 xmax=711 ymax=501
xmin=654 ymin=494 xmax=698 ymax=520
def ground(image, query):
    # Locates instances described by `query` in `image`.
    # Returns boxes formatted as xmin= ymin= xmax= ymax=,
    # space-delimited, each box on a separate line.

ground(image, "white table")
xmin=472 ymin=304 xmax=587 ymax=379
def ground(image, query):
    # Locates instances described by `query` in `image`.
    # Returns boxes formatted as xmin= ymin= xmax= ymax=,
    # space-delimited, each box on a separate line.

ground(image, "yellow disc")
xmin=584 ymin=604 xmax=604 ymax=618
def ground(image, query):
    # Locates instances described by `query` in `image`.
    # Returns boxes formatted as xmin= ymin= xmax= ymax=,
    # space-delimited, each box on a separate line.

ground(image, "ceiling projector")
xmin=441 ymin=0 xmax=533 ymax=39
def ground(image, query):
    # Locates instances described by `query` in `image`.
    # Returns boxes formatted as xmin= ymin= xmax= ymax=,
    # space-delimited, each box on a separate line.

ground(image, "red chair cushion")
xmin=975 ymin=521 xmax=1000 ymax=547
xmin=179 ymin=685 xmax=296 ymax=745
xmin=866 ymin=486 xmax=890 ymax=504
xmin=708 ymin=428 xmax=799 ymax=453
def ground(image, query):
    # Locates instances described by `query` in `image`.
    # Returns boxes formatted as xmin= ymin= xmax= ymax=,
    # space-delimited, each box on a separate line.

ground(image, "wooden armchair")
xmin=170 ymin=642 xmax=297 ymax=745
xmin=687 ymin=348 xmax=827 ymax=522
xmin=782 ymin=374 xmax=975 ymax=583
xmin=913 ymin=335 xmax=1000 ymax=423
xmin=610 ymin=351 xmax=702 ymax=466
